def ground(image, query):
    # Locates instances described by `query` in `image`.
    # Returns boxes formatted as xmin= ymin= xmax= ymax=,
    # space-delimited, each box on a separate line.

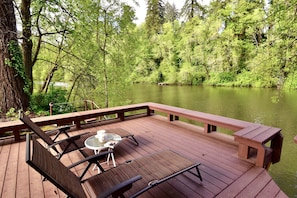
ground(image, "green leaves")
xmin=7 ymin=40 xmax=31 ymax=95
xmin=24 ymin=0 xmax=297 ymax=109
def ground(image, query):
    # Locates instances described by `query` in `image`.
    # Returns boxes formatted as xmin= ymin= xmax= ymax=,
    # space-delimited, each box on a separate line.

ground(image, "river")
xmin=124 ymin=84 xmax=297 ymax=197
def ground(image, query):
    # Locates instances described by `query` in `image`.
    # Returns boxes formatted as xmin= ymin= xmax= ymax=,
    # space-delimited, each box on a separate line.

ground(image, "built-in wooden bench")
xmin=146 ymin=102 xmax=284 ymax=169
xmin=234 ymin=125 xmax=283 ymax=169
xmin=146 ymin=102 xmax=251 ymax=132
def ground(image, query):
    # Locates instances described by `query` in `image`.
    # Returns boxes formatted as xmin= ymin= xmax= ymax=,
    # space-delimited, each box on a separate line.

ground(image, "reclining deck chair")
xmin=19 ymin=111 xmax=91 ymax=160
xmin=26 ymin=134 xmax=202 ymax=198
xmin=104 ymin=128 xmax=139 ymax=146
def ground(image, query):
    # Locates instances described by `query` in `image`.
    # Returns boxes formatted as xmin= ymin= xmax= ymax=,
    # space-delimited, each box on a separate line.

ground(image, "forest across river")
xmin=124 ymin=84 xmax=297 ymax=197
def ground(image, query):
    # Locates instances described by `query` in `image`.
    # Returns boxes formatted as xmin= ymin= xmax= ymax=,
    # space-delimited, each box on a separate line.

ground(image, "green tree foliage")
xmin=253 ymin=0 xmax=297 ymax=88
xmin=145 ymin=0 xmax=165 ymax=36
xmin=180 ymin=0 xmax=206 ymax=21
xmin=164 ymin=2 xmax=179 ymax=23
xmin=30 ymin=88 xmax=68 ymax=115
xmin=12 ymin=0 xmax=137 ymax=112
xmin=129 ymin=0 xmax=296 ymax=89
xmin=60 ymin=0 xmax=136 ymax=107
xmin=6 ymin=0 xmax=297 ymax=115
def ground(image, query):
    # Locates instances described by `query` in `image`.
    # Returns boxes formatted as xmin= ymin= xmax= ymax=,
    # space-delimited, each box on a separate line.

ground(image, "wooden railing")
xmin=0 ymin=103 xmax=150 ymax=141
xmin=0 ymin=102 xmax=283 ymax=169
xmin=49 ymin=100 xmax=100 ymax=116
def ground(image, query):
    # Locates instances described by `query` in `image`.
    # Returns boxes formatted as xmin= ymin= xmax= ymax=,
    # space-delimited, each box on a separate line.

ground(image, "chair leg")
xmin=106 ymin=148 xmax=116 ymax=167
xmin=111 ymin=152 xmax=116 ymax=167
xmin=188 ymin=164 xmax=203 ymax=182
xmin=128 ymin=135 xmax=139 ymax=146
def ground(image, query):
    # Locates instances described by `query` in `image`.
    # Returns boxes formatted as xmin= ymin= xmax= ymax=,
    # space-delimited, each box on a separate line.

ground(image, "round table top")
xmin=84 ymin=133 xmax=121 ymax=150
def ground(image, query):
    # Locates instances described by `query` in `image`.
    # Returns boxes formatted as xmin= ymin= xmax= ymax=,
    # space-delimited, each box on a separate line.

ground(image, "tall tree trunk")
xmin=190 ymin=0 xmax=194 ymax=19
xmin=102 ymin=10 xmax=109 ymax=108
xmin=0 ymin=0 xmax=29 ymax=113
xmin=21 ymin=0 xmax=33 ymax=94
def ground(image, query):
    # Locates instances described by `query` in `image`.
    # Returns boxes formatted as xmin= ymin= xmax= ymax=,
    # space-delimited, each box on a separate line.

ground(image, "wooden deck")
xmin=0 ymin=115 xmax=287 ymax=197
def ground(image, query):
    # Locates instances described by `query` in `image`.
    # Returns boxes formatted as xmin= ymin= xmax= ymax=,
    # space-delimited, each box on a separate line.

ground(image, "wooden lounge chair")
xmin=26 ymin=134 xmax=202 ymax=198
xmin=105 ymin=128 xmax=139 ymax=146
xmin=19 ymin=111 xmax=91 ymax=159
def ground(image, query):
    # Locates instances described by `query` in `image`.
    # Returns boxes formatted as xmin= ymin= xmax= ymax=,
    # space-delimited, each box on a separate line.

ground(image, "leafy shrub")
xmin=30 ymin=88 xmax=68 ymax=115
xmin=6 ymin=108 xmax=17 ymax=118
xmin=234 ymin=70 xmax=254 ymax=87
xmin=191 ymin=72 xmax=206 ymax=85
xmin=283 ymin=73 xmax=297 ymax=90
xmin=148 ymin=70 xmax=162 ymax=83
xmin=218 ymin=72 xmax=235 ymax=83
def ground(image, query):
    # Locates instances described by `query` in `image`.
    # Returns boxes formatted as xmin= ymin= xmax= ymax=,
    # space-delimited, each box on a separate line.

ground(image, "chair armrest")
xmin=97 ymin=175 xmax=142 ymax=198
xmin=48 ymin=125 xmax=72 ymax=141
xmin=48 ymin=132 xmax=90 ymax=148
xmin=68 ymin=150 xmax=113 ymax=180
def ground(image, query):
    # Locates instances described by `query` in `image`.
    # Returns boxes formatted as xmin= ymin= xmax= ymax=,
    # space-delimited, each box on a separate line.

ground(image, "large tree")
xmin=21 ymin=0 xmax=34 ymax=94
xmin=181 ymin=0 xmax=206 ymax=21
xmin=145 ymin=0 xmax=165 ymax=36
xmin=0 ymin=0 xmax=29 ymax=113
xmin=164 ymin=2 xmax=179 ymax=23
xmin=60 ymin=0 xmax=136 ymax=108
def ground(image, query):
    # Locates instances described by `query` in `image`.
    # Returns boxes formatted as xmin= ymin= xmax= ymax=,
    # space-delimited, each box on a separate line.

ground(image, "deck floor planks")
xmin=91 ymin=116 xmax=249 ymax=196
xmin=216 ymin=166 xmax=264 ymax=197
xmin=0 ymin=114 xmax=288 ymax=198
xmin=1 ymin=141 xmax=18 ymax=197
xmin=133 ymin=116 xmax=250 ymax=171
xmin=139 ymin=120 xmax=240 ymax=195
xmin=0 ymin=142 xmax=11 ymax=197
xmin=255 ymin=179 xmax=281 ymax=198
xmin=123 ymin=117 xmax=247 ymax=180
xmin=124 ymin=121 xmax=225 ymax=195
xmin=77 ymin=120 xmax=216 ymax=197
xmin=42 ymin=175 xmax=61 ymax=198
xmin=15 ymin=140 xmax=30 ymax=198
xmin=27 ymin=158 xmax=46 ymax=198
xmin=166 ymin=176 xmax=205 ymax=198
xmin=236 ymin=168 xmax=273 ymax=197
xmin=171 ymin=170 xmax=215 ymax=197
xmin=84 ymin=116 xmax=257 ymax=196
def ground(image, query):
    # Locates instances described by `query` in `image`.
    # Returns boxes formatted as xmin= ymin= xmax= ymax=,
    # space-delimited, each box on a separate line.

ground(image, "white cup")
xmin=96 ymin=130 xmax=106 ymax=142
xmin=97 ymin=130 xmax=106 ymax=136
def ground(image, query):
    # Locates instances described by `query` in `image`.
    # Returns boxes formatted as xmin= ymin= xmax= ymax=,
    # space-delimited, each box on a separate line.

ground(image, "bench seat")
xmin=234 ymin=125 xmax=283 ymax=168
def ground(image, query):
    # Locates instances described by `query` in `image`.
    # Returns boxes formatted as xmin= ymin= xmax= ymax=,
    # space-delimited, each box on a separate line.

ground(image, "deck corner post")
xmin=271 ymin=133 xmax=283 ymax=163
xmin=256 ymin=146 xmax=266 ymax=168
xmin=168 ymin=114 xmax=174 ymax=122
xmin=74 ymin=120 xmax=81 ymax=129
xmin=13 ymin=129 xmax=21 ymax=141
xmin=167 ymin=115 xmax=178 ymax=121
xmin=204 ymin=124 xmax=217 ymax=133
xmin=147 ymin=108 xmax=152 ymax=116
xmin=118 ymin=112 xmax=125 ymax=121
xmin=238 ymin=143 xmax=249 ymax=159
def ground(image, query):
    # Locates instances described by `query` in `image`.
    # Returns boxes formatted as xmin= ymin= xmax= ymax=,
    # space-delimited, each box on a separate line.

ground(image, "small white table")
xmin=84 ymin=133 xmax=121 ymax=168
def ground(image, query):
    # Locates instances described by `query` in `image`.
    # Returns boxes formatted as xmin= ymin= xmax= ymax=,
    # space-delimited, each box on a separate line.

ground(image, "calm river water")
xmin=124 ymin=84 xmax=297 ymax=197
